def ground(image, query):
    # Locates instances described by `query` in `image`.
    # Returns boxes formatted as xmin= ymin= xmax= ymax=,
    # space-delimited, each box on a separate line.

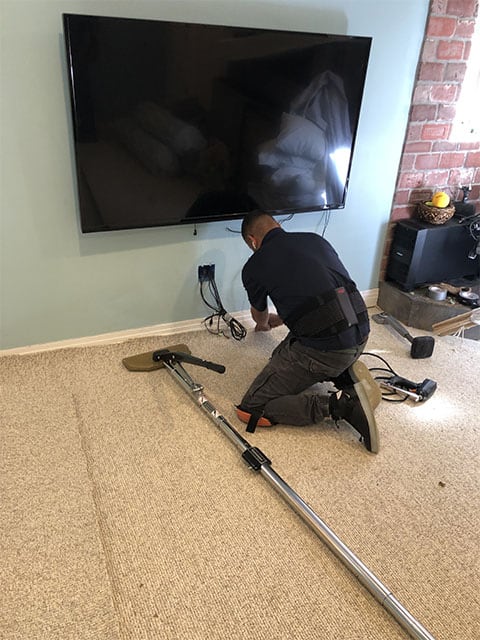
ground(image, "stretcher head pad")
xmin=410 ymin=336 xmax=434 ymax=359
xmin=122 ymin=344 xmax=191 ymax=371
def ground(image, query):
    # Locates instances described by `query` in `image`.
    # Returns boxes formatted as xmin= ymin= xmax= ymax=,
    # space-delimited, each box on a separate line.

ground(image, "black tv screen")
xmin=63 ymin=14 xmax=371 ymax=232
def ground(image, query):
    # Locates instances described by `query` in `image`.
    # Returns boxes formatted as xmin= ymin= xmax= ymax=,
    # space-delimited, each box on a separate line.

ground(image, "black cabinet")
xmin=386 ymin=218 xmax=479 ymax=290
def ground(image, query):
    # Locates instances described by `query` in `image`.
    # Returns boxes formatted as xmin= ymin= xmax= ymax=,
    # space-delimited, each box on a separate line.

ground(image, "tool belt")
xmin=285 ymin=285 xmax=368 ymax=339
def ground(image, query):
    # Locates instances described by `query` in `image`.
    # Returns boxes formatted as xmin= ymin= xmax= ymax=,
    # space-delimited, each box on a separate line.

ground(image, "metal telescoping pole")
xmin=163 ymin=359 xmax=437 ymax=640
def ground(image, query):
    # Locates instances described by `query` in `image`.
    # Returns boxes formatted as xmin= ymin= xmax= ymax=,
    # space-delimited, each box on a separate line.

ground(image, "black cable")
xmin=319 ymin=210 xmax=331 ymax=237
xmin=362 ymin=351 xmax=396 ymax=374
xmin=199 ymin=274 xmax=247 ymax=341
xmin=360 ymin=351 xmax=408 ymax=403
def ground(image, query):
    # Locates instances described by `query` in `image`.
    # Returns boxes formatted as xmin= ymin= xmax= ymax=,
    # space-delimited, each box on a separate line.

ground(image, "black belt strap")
xmin=285 ymin=285 xmax=367 ymax=340
xmin=246 ymin=410 xmax=263 ymax=433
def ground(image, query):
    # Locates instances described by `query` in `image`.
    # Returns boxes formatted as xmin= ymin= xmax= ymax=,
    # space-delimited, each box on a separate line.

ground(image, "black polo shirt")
xmin=242 ymin=227 xmax=369 ymax=350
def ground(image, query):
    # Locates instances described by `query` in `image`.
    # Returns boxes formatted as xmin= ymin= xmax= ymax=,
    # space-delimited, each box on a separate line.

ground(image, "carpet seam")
xmin=72 ymin=392 xmax=125 ymax=639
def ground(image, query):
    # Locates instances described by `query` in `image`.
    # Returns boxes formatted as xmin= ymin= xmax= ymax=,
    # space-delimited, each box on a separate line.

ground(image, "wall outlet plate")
xmin=198 ymin=264 xmax=215 ymax=282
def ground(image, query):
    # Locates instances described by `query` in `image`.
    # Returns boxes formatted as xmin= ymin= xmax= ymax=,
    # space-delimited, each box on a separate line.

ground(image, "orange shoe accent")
xmin=235 ymin=407 xmax=273 ymax=427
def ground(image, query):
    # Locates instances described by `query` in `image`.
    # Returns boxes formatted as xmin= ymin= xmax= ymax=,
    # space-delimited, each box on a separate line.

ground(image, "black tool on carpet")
xmin=361 ymin=352 xmax=437 ymax=404
xmin=152 ymin=349 xmax=226 ymax=373
xmin=123 ymin=346 xmax=436 ymax=640
xmin=372 ymin=312 xmax=435 ymax=359
xmin=379 ymin=376 xmax=437 ymax=402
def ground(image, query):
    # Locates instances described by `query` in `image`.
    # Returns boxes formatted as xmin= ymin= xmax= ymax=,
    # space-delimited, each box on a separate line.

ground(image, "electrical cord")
xmin=200 ymin=274 xmax=247 ymax=341
xmin=360 ymin=351 xmax=409 ymax=402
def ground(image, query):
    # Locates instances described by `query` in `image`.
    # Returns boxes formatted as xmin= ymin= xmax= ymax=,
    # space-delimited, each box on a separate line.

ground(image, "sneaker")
xmin=332 ymin=360 xmax=382 ymax=409
xmin=329 ymin=383 xmax=379 ymax=453
xmin=349 ymin=360 xmax=382 ymax=410
xmin=235 ymin=406 xmax=274 ymax=428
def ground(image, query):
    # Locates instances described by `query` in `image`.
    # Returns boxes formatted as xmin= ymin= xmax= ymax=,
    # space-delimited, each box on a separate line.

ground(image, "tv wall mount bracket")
xmin=123 ymin=345 xmax=436 ymax=640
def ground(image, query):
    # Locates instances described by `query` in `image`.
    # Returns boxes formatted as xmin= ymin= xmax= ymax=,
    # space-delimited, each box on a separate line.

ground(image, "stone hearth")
xmin=377 ymin=280 xmax=480 ymax=340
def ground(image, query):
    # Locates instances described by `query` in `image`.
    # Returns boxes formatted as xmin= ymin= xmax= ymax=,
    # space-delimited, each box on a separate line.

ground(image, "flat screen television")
xmin=63 ymin=13 xmax=372 ymax=232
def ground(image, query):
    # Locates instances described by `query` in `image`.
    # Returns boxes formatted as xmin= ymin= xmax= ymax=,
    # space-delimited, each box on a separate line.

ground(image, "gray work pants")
xmin=240 ymin=334 xmax=366 ymax=425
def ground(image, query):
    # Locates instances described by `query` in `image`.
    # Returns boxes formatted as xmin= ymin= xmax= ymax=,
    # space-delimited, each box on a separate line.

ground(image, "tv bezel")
xmin=62 ymin=13 xmax=372 ymax=232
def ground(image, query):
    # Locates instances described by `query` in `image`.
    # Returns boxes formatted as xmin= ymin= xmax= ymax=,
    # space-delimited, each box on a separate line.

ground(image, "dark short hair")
xmin=241 ymin=209 xmax=273 ymax=240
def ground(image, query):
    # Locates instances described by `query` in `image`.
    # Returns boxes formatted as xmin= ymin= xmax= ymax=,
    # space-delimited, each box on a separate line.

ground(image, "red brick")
xmin=415 ymin=154 xmax=441 ymax=169
xmin=423 ymin=170 xmax=450 ymax=186
xmin=421 ymin=39 xmax=439 ymax=62
xmin=401 ymin=154 xmax=415 ymax=170
xmin=446 ymin=0 xmax=477 ymax=17
xmin=413 ymin=85 xmax=432 ymax=103
xmin=422 ymin=123 xmax=450 ymax=140
xmin=443 ymin=62 xmax=467 ymax=81
xmin=411 ymin=189 xmax=434 ymax=203
xmin=398 ymin=172 xmax=425 ymax=189
xmin=430 ymin=84 xmax=458 ymax=102
xmin=449 ymin=167 xmax=475 ymax=184
xmin=391 ymin=206 xmax=414 ymax=221
xmin=427 ymin=16 xmax=457 ymax=36
xmin=389 ymin=0 xmax=480 ymax=227
xmin=431 ymin=0 xmax=449 ymax=16
xmin=437 ymin=104 xmax=457 ymax=120
xmin=393 ymin=190 xmax=411 ymax=205
xmin=404 ymin=141 xmax=432 ymax=153
xmin=432 ymin=140 xmax=457 ymax=151
xmin=465 ymin=151 xmax=480 ymax=167
xmin=407 ymin=123 xmax=423 ymax=142
xmin=419 ymin=62 xmax=446 ymax=81
xmin=437 ymin=40 xmax=465 ymax=59
xmin=455 ymin=19 xmax=476 ymax=37
xmin=458 ymin=142 xmax=480 ymax=150
xmin=411 ymin=104 xmax=437 ymax=121
xmin=469 ymin=183 xmax=479 ymax=199
xmin=439 ymin=152 xmax=466 ymax=167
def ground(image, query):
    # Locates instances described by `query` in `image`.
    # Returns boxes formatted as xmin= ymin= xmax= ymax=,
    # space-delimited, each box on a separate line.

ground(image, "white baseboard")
xmin=362 ymin=287 xmax=379 ymax=309
xmin=0 ymin=313 xmax=252 ymax=356
xmin=1 ymin=289 xmax=378 ymax=357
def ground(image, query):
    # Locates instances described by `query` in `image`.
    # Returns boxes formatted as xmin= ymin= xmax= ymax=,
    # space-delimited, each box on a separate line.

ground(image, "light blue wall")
xmin=0 ymin=0 xmax=429 ymax=349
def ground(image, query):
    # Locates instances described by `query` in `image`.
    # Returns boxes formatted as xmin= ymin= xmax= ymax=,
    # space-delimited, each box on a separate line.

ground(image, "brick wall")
xmin=380 ymin=0 xmax=480 ymax=279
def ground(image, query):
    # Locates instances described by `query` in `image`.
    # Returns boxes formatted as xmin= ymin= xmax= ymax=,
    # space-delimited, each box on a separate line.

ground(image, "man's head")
xmin=241 ymin=210 xmax=280 ymax=251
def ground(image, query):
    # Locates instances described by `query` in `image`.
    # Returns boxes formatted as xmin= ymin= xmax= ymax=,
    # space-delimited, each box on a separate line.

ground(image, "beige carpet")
xmin=1 ymin=316 xmax=479 ymax=640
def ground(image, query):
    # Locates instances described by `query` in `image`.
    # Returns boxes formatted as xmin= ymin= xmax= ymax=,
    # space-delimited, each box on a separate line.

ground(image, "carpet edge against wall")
xmin=0 ymin=289 xmax=379 ymax=357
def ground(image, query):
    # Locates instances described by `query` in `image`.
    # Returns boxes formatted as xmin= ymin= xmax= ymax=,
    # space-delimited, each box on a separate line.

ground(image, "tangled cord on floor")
xmin=361 ymin=351 xmax=411 ymax=402
xmin=200 ymin=275 xmax=247 ymax=341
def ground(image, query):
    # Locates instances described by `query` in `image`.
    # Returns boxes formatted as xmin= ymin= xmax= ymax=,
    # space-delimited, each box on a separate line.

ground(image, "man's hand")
xmin=267 ymin=313 xmax=283 ymax=328
xmin=251 ymin=306 xmax=270 ymax=331
xmin=251 ymin=307 xmax=284 ymax=331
